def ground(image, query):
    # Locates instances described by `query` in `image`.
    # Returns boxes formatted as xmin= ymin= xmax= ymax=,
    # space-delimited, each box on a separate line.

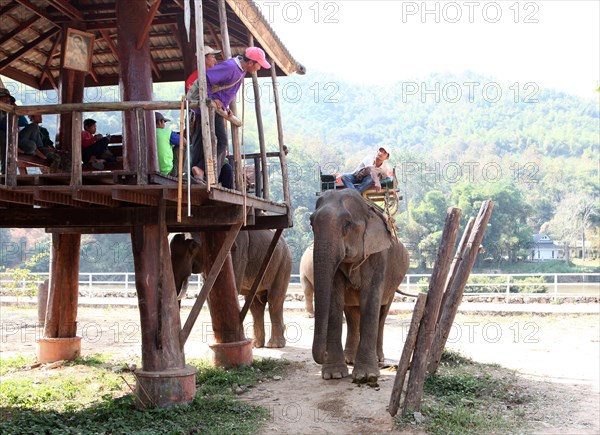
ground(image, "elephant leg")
xmin=322 ymin=275 xmax=348 ymax=380
xmin=302 ymin=277 xmax=314 ymax=318
xmin=352 ymin=280 xmax=384 ymax=382
xmin=377 ymin=303 xmax=392 ymax=363
xmin=266 ymin=286 xmax=286 ymax=348
xmin=249 ymin=292 xmax=267 ymax=348
xmin=343 ymin=305 xmax=360 ymax=365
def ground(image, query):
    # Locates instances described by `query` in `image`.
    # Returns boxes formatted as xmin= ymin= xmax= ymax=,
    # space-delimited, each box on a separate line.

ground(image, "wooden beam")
xmin=136 ymin=0 xmax=162 ymax=50
xmin=70 ymin=112 xmax=82 ymax=186
xmin=34 ymin=190 xmax=79 ymax=207
xmin=111 ymin=189 xmax=159 ymax=206
xmin=0 ymin=28 xmax=61 ymax=70
xmin=13 ymin=0 xmax=61 ymax=26
xmin=0 ymin=16 xmax=40 ymax=46
xmin=0 ymin=207 xmax=159 ymax=227
xmin=40 ymin=34 xmax=62 ymax=89
xmin=99 ymin=30 xmax=119 ymax=59
xmin=46 ymin=0 xmax=84 ymax=21
xmin=72 ymin=189 xmax=120 ymax=207
xmin=12 ymin=100 xmax=189 ymax=116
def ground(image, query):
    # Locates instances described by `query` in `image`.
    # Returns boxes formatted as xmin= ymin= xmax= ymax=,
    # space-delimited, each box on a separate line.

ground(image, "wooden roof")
xmin=0 ymin=0 xmax=305 ymax=90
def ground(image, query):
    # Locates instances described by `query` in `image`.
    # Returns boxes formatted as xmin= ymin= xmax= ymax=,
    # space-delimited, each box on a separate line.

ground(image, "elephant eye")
xmin=342 ymin=220 xmax=354 ymax=236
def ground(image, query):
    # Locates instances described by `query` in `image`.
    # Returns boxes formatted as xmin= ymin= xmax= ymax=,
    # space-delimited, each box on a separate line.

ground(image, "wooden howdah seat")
xmin=319 ymin=169 xmax=402 ymax=215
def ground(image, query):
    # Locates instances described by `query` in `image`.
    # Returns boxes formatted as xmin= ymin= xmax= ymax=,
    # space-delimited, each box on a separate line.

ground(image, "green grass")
xmin=0 ymin=354 xmax=290 ymax=435
xmin=394 ymin=351 xmax=532 ymax=435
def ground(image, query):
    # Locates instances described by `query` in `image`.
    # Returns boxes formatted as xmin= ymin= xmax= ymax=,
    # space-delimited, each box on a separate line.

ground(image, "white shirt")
xmin=352 ymin=154 xmax=393 ymax=179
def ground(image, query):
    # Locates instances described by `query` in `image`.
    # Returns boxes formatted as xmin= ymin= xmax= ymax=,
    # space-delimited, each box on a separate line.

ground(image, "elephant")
xmin=299 ymin=245 xmax=315 ymax=317
xmin=170 ymin=230 xmax=292 ymax=348
xmin=310 ymin=189 xmax=409 ymax=382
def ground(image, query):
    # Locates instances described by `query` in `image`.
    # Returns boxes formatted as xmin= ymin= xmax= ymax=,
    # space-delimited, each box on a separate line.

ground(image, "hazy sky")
xmin=256 ymin=0 xmax=600 ymax=98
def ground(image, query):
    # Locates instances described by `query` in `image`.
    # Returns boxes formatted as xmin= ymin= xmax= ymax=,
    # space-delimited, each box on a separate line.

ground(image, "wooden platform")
xmin=0 ymin=173 xmax=289 ymax=232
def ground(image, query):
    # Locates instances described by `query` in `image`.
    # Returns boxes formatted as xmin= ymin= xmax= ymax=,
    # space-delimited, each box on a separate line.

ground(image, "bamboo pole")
xmin=5 ymin=112 xmax=18 ymax=187
xmin=192 ymin=0 xmax=215 ymax=188
xmin=177 ymin=96 xmax=185 ymax=222
xmin=269 ymin=58 xmax=291 ymax=211
xmin=10 ymin=100 xmax=193 ymax=115
xmin=249 ymin=34 xmax=269 ymax=200
xmin=403 ymin=207 xmax=462 ymax=414
xmin=388 ymin=293 xmax=427 ymax=417
xmin=69 ymin=111 xmax=82 ymax=186
xmin=218 ymin=0 xmax=242 ymax=190
xmin=427 ymin=200 xmax=494 ymax=375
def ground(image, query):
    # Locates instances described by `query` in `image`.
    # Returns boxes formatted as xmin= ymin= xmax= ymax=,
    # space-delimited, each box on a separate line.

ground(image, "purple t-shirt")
xmin=207 ymin=57 xmax=246 ymax=110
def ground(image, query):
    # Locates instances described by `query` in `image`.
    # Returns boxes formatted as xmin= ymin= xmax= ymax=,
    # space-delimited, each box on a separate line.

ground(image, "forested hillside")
xmin=1 ymin=72 xmax=598 ymax=273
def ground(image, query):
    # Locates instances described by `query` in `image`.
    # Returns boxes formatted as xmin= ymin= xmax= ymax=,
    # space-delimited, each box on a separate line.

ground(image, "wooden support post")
xmin=428 ymin=200 xmax=494 ymax=375
xmin=403 ymin=207 xmax=461 ymax=414
xmin=37 ymin=233 xmax=82 ymax=363
xmin=116 ymin=0 xmax=155 ymax=177
xmin=239 ymin=229 xmax=283 ymax=322
xmin=388 ymin=293 xmax=427 ymax=417
xmin=218 ymin=0 xmax=242 ymax=190
xmin=204 ymin=230 xmax=246 ymax=344
xmin=270 ymin=59 xmax=291 ymax=210
xmin=131 ymin=207 xmax=196 ymax=409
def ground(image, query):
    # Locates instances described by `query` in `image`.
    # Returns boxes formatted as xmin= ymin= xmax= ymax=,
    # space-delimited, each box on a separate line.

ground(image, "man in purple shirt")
xmin=187 ymin=46 xmax=270 ymax=183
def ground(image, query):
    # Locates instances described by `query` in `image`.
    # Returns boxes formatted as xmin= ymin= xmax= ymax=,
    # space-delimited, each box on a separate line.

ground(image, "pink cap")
xmin=245 ymin=46 xmax=271 ymax=69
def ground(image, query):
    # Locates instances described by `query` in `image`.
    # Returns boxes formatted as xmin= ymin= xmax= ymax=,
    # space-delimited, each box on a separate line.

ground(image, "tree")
xmin=543 ymin=192 xmax=599 ymax=262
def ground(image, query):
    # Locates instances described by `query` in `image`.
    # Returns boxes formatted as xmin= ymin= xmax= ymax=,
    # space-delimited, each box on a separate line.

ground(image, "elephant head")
xmin=310 ymin=189 xmax=396 ymax=364
xmin=169 ymin=233 xmax=202 ymax=301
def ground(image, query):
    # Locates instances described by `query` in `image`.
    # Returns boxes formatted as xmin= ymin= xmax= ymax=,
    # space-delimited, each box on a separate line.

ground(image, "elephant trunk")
xmin=312 ymin=239 xmax=342 ymax=364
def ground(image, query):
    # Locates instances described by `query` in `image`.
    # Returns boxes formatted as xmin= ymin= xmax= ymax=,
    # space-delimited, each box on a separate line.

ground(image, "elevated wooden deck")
xmin=0 ymin=172 xmax=289 ymax=232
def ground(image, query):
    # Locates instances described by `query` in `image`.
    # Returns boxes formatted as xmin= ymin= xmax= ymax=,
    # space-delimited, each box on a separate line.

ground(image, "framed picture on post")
xmin=63 ymin=28 xmax=95 ymax=72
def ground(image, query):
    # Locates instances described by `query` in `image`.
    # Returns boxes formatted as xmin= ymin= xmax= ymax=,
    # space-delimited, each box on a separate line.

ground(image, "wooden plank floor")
xmin=0 ymin=172 xmax=290 ymax=232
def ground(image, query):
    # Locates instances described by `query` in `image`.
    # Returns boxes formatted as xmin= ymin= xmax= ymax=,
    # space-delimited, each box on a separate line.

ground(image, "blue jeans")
xmin=340 ymin=173 xmax=375 ymax=193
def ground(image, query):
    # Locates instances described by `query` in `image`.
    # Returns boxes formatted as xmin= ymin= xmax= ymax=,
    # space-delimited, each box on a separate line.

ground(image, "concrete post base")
xmin=36 ymin=336 xmax=82 ymax=363
xmin=134 ymin=365 xmax=197 ymax=409
xmin=209 ymin=339 xmax=253 ymax=368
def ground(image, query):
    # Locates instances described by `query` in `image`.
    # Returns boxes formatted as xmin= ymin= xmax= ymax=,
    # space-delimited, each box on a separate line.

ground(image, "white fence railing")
xmin=1 ymin=272 xmax=598 ymax=301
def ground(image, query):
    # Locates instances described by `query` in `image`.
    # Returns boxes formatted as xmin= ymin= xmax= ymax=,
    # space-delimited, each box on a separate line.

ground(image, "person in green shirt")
xmin=155 ymin=111 xmax=175 ymax=176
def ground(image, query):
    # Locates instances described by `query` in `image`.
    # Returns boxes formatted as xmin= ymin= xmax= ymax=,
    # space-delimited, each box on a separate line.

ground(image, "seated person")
xmin=19 ymin=114 xmax=67 ymax=171
xmin=341 ymin=147 xmax=393 ymax=193
xmin=82 ymin=118 xmax=112 ymax=170
xmin=155 ymin=111 xmax=177 ymax=176
xmin=0 ymin=87 xmax=15 ymax=174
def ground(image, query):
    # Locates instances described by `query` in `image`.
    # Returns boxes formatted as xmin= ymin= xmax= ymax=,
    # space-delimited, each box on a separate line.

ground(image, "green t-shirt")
xmin=156 ymin=128 xmax=173 ymax=175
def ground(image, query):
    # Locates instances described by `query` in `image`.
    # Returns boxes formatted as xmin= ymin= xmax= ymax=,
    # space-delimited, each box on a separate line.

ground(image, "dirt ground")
xmin=1 ymin=305 xmax=599 ymax=434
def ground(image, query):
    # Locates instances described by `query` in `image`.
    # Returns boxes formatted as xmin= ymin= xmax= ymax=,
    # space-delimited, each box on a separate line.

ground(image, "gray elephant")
xmin=170 ymin=230 xmax=292 ymax=348
xmin=310 ymin=189 xmax=409 ymax=382
xmin=299 ymin=245 xmax=314 ymax=317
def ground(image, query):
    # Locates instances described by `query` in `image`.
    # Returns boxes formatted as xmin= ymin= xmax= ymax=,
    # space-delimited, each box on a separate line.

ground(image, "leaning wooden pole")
xmin=403 ymin=207 xmax=462 ymax=414
xmin=388 ymin=293 xmax=427 ymax=416
xmin=438 ymin=217 xmax=475 ymax=322
xmin=269 ymin=59 xmax=291 ymax=211
xmin=428 ymin=200 xmax=494 ymax=375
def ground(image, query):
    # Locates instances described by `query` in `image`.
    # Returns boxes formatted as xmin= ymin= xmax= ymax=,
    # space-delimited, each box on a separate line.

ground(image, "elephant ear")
xmin=363 ymin=205 xmax=395 ymax=257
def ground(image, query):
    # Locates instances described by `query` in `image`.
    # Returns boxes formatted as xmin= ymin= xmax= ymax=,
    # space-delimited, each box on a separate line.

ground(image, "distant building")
xmin=531 ymin=234 xmax=560 ymax=261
